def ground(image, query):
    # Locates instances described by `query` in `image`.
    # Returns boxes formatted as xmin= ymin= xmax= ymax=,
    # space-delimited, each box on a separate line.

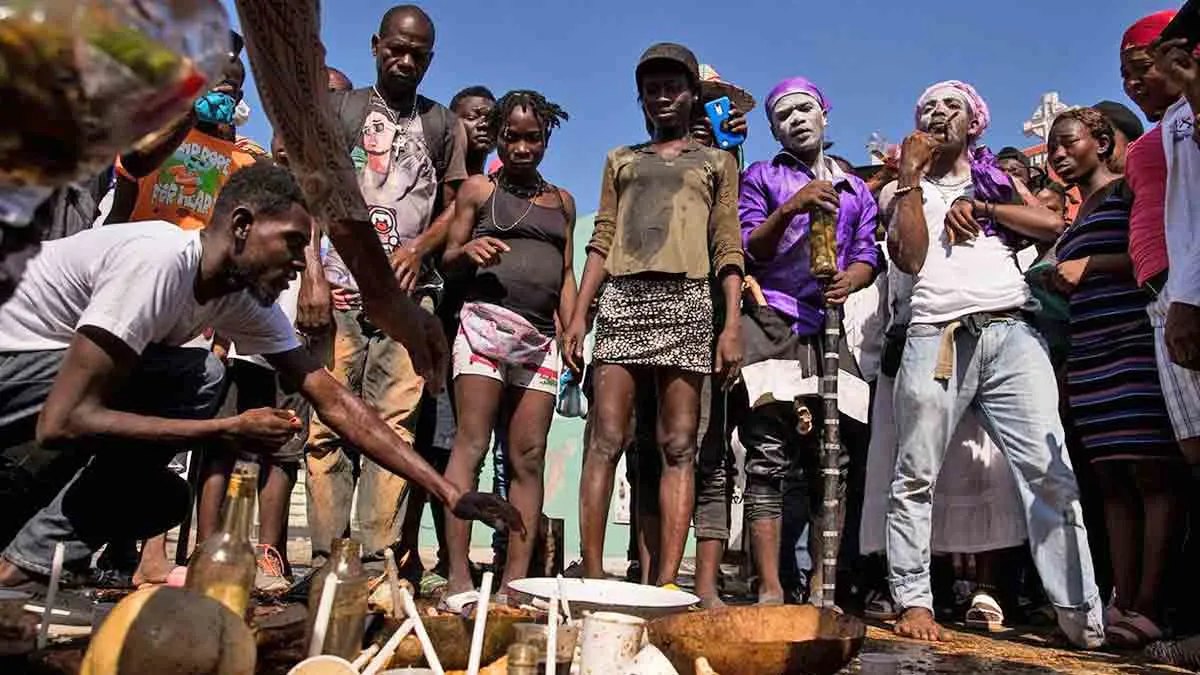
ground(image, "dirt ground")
xmin=846 ymin=623 xmax=1191 ymax=674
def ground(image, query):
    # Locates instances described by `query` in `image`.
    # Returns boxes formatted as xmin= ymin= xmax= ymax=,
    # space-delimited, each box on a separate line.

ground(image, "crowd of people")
xmin=1 ymin=2 xmax=1199 ymax=664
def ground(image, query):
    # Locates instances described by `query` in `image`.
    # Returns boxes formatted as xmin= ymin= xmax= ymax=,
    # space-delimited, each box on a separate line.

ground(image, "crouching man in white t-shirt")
xmin=881 ymin=81 xmax=1103 ymax=648
xmin=0 ymin=163 xmax=522 ymax=605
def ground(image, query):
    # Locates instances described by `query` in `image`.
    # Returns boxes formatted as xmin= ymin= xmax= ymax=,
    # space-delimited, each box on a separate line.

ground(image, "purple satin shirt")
xmin=739 ymin=153 xmax=881 ymax=336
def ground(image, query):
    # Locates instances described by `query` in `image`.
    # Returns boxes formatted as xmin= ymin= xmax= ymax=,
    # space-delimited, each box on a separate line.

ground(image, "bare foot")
xmin=132 ymin=559 xmax=175 ymax=586
xmin=444 ymin=578 xmax=477 ymax=599
xmin=894 ymin=607 xmax=946 ymax=642
xmin=756 ymin=593 xmax=785 ymax=606
xmin=698 ymin=593 xmax=726 ymax=610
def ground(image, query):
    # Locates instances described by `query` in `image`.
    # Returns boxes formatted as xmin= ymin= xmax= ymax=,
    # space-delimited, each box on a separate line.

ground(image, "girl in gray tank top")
xmin=440 ymin=91 xmax=576 ymax=597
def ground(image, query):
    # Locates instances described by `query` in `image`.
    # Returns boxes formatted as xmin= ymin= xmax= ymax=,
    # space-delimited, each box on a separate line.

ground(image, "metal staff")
xmin=807 ymin=207 xmax=843 ymax=610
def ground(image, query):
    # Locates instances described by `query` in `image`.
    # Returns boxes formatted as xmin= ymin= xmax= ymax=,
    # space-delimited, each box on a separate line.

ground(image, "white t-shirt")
xmin=228 ymin=277 xmax=301 ymax=369
xmin=1163 ymin=97 xmax=1200 ymax=307
xmin=0 ymin=222 xmax=300 ymax=357
xmin=881 ymin=179 xmax=1028 ymax=325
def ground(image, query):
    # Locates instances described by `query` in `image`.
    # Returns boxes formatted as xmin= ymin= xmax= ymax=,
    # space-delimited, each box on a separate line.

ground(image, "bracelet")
xmin=894 ymin=184 xmax=923 ymax=199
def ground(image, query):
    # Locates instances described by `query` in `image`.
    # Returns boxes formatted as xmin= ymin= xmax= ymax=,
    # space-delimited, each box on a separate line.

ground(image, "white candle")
xmin=465 ymin=571 xmax=494 ymax=675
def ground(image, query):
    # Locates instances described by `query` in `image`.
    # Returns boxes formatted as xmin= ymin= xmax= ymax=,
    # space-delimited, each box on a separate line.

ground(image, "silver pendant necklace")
xmin=371 ymin=85 xmax=418 ymax=138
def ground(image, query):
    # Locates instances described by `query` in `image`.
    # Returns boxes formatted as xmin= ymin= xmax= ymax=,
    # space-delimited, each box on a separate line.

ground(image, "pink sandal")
xmin=1105 ymin=611 xmax=1163 ymax=649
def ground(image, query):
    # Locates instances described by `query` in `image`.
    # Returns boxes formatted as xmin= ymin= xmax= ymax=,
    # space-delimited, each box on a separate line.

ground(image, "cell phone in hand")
xmin=1162 ymin=0 xmax=1200 ymax=50
xmin=704 ymin=96 xmax=746 ymax=150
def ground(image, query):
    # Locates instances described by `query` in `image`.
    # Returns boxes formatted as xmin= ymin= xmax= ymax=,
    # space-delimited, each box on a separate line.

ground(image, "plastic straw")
xmin=400 ymin=587 xmax=443 ymax=675
xmin=309 ymin=573 xmax=339 ymax=658
xmin=350 ymin=644 xmax=379 ymax=671
xmin=362 ymin=618 xmax=415 ymax=675
xmin=465 ymin=571 xmax=494 ymax=675
xmin=382 ymin=548 xmax=404 ymax=619
xmin=37 ymin=542 xmax=65 ymax=649
xmin=546 ymin=593 xmax=559 ymax=674
xmin=556 ymin=574 xmax=572 ymax=622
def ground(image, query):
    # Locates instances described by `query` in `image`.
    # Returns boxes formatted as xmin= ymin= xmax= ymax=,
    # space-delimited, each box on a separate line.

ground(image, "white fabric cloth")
xmin=740 ymin=360 xmax=871 ymax=423
xmin=859 ymin=374 xmax=1028 ymax=554
xmin=1162 ymin=97 xmax=1200 ymax=307
xmin=842 ymin=264 xmax=888 ymax=382
xmin=0 ymin=222 xmax=299 ymax=357
xmin=881 ymin=179 xmax=1029 ymax=324
xmin=858 ymin=253 xmax=1027 ymax=555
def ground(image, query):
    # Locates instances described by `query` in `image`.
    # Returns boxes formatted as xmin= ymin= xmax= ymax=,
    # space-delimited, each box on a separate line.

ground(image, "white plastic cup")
xmin=620 ymin=645 xmax=677 ymax=675
xmin=580 ymin=611 xmax=646 ymax=675
xmin=287 ymin=654 xmax=358 ymax=675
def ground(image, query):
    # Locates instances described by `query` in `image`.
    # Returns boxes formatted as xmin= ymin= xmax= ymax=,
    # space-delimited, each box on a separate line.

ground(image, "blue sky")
xmin=224 ymin=0 xmax=1163 ymax=213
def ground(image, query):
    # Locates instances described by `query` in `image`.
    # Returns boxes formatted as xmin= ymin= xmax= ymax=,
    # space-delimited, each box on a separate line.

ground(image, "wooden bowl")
xmin=378 ymin=609 xmax=534 ymax=670
xmin=647 ymin=605 xmax=864 ymax=675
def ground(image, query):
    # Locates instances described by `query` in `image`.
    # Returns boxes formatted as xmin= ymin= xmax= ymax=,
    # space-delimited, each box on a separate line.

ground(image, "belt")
xmin=1144 ymin=269 xmax=1168 ymax=299
xmin=933 ymin=309 xmax=1023 ymax=381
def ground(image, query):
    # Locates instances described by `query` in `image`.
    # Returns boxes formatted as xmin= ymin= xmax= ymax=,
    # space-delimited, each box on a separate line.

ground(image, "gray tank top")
xmin=468 ymin=183 xmax=568 ymax=336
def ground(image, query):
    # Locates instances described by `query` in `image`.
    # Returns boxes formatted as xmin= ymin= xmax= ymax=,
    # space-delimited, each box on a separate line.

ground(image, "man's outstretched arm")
xmin=268 ymin=347 xmax=525 ymax=533
xmin=234 ymin=0 xmax=445 ymax=385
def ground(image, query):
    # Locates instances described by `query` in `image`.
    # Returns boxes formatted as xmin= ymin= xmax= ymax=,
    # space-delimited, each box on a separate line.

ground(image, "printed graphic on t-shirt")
xmin=323 ymin=97 xmax=438 ymax=304
xmin=128 ymin=129 xmax=254 ymax=230
xmin=1171 ymin=114 xmax=1195 ymax=143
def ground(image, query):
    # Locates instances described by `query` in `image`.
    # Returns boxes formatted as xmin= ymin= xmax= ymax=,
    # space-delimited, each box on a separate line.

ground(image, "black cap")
xmin=996 ymin=146 xmax=1031 ymax=168
xmin=636 ymin=43 xmax=700 ymax=90
xmin=1093 ymin=100 xmax=1145 ymax=142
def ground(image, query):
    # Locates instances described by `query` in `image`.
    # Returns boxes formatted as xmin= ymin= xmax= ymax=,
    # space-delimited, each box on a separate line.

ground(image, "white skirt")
xmin=859 ymin=375 xmax=1028 ymax=555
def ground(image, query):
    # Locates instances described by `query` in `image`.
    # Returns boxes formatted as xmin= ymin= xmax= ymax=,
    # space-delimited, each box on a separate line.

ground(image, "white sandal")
xmin=964 ymin=592 xmax=1005 ymax=632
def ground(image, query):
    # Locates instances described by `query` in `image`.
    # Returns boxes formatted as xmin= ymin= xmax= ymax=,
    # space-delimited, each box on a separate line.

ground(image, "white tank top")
xmin=907 ymin=177 xmax=1029 ymax=324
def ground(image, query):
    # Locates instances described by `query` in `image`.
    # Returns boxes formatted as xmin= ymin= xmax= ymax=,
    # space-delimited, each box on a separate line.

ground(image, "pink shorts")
xmin=451 ymin=328 xmax=560 ymax=395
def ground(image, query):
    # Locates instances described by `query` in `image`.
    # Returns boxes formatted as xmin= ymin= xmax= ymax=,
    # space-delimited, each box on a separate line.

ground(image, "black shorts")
xmin=217 ymin=359 xmax=310 ymax=465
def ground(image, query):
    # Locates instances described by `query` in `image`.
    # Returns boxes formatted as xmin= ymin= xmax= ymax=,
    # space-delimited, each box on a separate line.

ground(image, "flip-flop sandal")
xmin=1104 ymin=604 xmax=1124 ymax=628
xmin=1106 ymin=611 xmax=1163 ymax=649
xmin=964 ymin=592 xmax=1005 ymax=632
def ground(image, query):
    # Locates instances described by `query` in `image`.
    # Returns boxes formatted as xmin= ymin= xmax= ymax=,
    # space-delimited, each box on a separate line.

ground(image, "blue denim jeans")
xmin=886 ymin=318 xmax=1103 ymax=647
xmin=1 ymin=346 xmax=225 ymax=575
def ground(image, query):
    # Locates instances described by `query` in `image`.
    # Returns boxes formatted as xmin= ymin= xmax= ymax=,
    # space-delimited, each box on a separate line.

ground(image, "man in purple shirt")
xmin=737 ymin=76 xmax=879 ymax=605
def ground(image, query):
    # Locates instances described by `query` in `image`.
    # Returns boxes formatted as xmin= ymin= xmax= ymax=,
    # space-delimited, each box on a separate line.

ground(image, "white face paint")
xmin=916 ymin=88 xmax=973 ymax=144
xmin=771 ymin=92 xmax=826 ymax=156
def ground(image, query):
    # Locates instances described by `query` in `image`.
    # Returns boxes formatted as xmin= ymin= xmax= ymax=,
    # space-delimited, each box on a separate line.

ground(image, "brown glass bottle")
xmin=185 ymin=461 xmax=258 ymax=620
xmin=305 ymin=538 xmax=369 ymax=659
xmin=809 ymin=206 xmax=839 ymax=279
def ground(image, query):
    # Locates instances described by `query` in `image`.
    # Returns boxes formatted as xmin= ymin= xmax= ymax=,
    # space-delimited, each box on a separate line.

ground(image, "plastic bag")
xmin=556 ymin=368 xmax=586 ymax=419
xmin=0 ymin=0 xmax=231 ymax=188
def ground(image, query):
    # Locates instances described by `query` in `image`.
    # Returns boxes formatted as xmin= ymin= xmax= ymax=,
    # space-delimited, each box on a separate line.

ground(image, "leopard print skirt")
xmin=592 ymin=276 xmax=713 ymax=373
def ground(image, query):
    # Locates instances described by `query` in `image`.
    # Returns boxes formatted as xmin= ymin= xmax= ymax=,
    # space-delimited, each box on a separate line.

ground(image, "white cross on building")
xmin=1023 ymin=92 xmax=1076 ymax=144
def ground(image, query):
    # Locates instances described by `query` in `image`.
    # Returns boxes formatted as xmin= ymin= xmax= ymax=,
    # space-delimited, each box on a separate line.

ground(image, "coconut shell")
xmin=80 ymin=586 xmax=256 ymax=675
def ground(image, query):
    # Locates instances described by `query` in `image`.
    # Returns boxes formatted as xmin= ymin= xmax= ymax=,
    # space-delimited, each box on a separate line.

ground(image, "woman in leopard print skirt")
xmin=561 ymin=43 xmax=745 ymax=587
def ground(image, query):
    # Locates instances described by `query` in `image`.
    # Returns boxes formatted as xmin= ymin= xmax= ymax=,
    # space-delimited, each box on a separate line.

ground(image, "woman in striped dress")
xmin=1048 ymin=108 xmax=1183 ymax=648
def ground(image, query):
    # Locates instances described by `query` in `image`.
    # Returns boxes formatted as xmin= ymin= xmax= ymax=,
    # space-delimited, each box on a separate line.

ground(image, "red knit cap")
xmin=1121 ymin=10 xmax=1176 ymax=51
